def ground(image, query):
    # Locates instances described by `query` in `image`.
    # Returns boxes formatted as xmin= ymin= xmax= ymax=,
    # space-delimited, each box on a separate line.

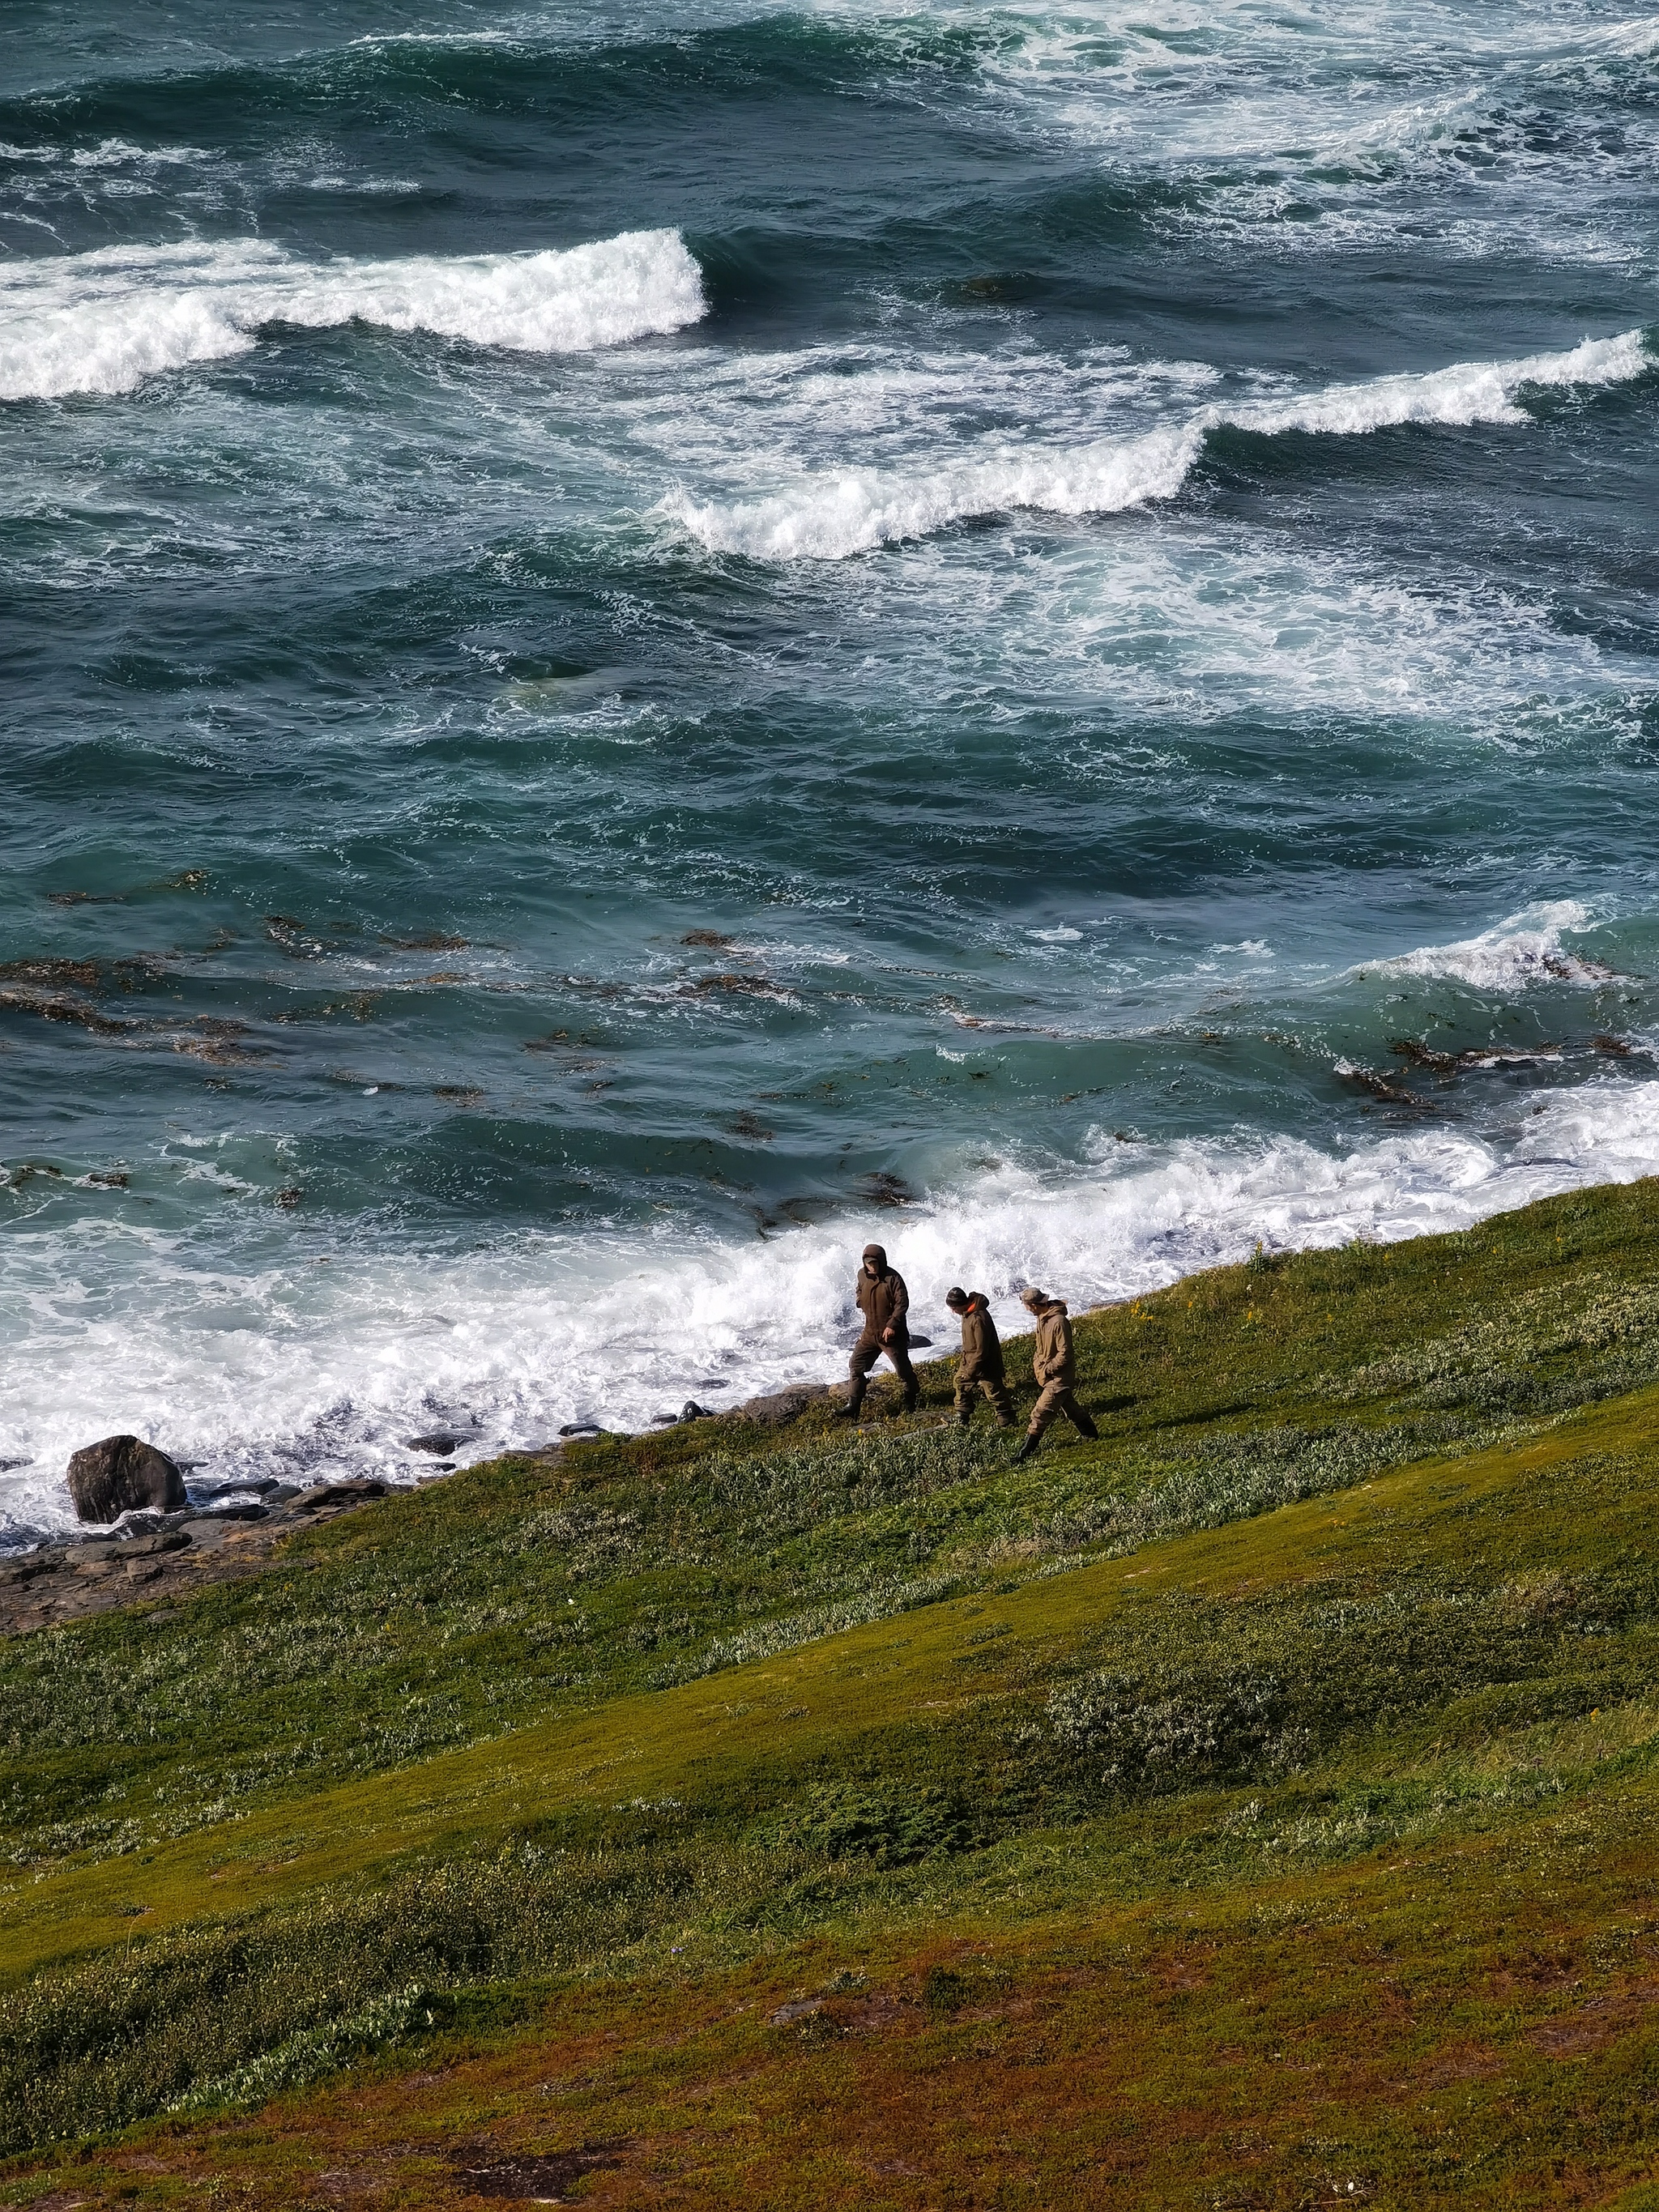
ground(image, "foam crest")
xmin=662 ymin=423 xmax=1202 ymax=561
xmin=1241 ymin=329 xmax=1652 ymax=437
xmin=1363 ymin=901 xmax=1613 ymax=989
xmin=0 ymin=230 xmax=705 ymax=401
xmin=663 ymin=329 xmax=1652 ymax=559
xmin=5 ymin=1074 xmax=1659 ymax=1544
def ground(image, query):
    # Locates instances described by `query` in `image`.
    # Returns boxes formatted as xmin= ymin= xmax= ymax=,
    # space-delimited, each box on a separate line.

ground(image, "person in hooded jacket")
xmin=838 ymin=1242 xmax=920 ymax=1419
xmin=1013 ymin=1285 xmax=1098 ymax=1461
xmin=945 ymin=1285 xmax=1015 ymax=1428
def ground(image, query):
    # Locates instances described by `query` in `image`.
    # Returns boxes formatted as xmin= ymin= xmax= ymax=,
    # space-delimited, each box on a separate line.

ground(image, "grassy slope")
xmin=2 ymin=1180 xmax=1658 ymax=2206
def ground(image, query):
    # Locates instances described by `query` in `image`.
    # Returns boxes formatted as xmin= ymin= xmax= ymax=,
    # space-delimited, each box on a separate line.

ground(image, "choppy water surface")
xmin=2 ymin=0 xmax=1657 ymax=1539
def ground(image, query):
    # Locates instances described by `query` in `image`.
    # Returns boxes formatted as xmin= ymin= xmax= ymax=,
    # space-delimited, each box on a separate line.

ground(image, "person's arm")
xmin=883 ymin=1271 xmax=909 ymax=1340
xmin=957 ymin=1314 xmax=983 ymax=1381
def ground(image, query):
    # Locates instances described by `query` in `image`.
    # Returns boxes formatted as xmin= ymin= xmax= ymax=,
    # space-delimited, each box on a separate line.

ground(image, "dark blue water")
xmin=3 ymin=0 xmax=1657 ymax=1536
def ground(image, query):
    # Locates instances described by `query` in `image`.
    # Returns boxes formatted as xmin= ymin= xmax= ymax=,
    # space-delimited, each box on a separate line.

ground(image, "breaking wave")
xmin=6 ymin=1072 xmax=1659 ymax=1545
xmin=1363 ymin=901 xmax=1615 ymax=990
xmin=0 ymin=228 xmax=706 ymax=401
xmin=663 ymin=327 xmax=1653 ymax=559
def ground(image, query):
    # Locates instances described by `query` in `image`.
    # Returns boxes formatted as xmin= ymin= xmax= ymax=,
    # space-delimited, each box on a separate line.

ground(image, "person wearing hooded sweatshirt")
xmin=838 ymin=1242 xmax=919 ymax=1419
xmin=945 ymin=1285 xmax=1015 ymax=1428
xmin=1013 ymin=1285 xmax=1098 ymax=1461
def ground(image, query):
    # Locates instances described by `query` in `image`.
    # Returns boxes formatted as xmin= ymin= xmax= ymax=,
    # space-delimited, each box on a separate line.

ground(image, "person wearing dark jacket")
xmin=945 ymin=1285 xmax=1015 ymax=1428
xmin=1013 ymin=1285 xmax=1098 ymax=1461
xmin=838 ymin=1242 xmax=919 ymax=1419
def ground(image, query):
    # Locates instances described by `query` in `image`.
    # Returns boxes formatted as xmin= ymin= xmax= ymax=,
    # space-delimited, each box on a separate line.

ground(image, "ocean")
xmin=2 ymin=0 xmax=1657 ymax=1543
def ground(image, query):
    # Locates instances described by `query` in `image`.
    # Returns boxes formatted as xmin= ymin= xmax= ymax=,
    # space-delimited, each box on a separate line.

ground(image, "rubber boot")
xmin=835 ymin=1376 xmax=867 ymax=1422
xmin=902 ymin=1385 xmax=921 ymax=1415
xmin=1073 ymin=1411 xmax=1099 ymax=1441
xmin=956 ymin=1409 xmax=971 ymax=1429
xmin=1013 ymin=1433 xmax=1039 ymax=1463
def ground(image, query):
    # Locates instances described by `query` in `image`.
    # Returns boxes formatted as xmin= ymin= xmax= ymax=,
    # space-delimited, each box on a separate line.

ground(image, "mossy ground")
xmin=2 ymin=1182 xmax=1657 ymax=2206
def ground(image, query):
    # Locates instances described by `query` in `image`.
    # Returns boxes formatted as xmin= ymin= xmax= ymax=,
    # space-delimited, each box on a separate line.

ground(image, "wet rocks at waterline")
xmin=66 ymin=1434 xmax=186 ymax=1523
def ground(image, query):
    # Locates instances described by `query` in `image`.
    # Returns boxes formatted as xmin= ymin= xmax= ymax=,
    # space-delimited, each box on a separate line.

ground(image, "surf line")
xmin=662 ymin=327 xmax=1654 ymax=560
xmin=0 ymin=228 xmax=708 ymax=403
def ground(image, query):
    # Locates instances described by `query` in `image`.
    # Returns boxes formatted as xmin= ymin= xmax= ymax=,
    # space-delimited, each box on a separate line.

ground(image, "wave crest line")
xmin=662 ymin=327 xmax=1653 ymax=560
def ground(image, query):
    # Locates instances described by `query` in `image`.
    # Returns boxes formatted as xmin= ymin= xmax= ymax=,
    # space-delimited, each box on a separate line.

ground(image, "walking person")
xmin=1013 ymin=1285 xmax=1098 ymax=1461
xmin=945 ymin=1286 xmax=1015 ymax=1428
xmin=838 ymin=1242 xmax=920 ymax=1420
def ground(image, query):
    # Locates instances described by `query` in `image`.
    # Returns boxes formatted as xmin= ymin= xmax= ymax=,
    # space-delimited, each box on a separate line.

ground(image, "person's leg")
xmin=887 ymin=1340 xmax=920 ymax=1412
xmin=984 ymin=1377 xmax=1017 ymax=1429
xmin=1018 ymin=1379 xmax=1064 ymax=1456
xmin=841 ymin=1340 xmax=879 ymax=1418
xmin=1060 ymin=1390 xmax=1098 ymax=1440
xmin=954 ymin=1373 xmax=975 ymax=1426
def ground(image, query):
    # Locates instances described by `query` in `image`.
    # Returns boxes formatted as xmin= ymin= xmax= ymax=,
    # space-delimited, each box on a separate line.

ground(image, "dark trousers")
xmin=847 ymin=1335 xmax=918 ymax=1410
xmin=955 ymin=1372 xmax=1015 ymax=1426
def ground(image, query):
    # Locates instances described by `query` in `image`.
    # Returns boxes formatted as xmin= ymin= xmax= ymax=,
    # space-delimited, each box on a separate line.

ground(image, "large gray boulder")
xmin=66 ymin=1434 xmax=186 ymax=1523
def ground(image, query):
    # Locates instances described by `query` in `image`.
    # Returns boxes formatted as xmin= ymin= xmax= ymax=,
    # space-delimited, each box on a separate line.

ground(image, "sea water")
xmin=2 ymin=0 xmax=1657 ymax=1540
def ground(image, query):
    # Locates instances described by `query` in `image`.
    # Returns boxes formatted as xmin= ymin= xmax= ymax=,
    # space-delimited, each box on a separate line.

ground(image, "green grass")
xmin=2 ymin=1179 xmax=1657 ymax=2203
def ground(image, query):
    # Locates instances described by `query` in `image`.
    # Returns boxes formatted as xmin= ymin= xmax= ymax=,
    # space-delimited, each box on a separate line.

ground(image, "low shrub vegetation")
xmin=2 ymin=1179 xmax=1657 ymax=2206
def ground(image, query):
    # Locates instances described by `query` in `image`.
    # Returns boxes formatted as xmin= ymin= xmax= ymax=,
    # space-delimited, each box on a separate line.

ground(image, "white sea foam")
xmin=638 ymin=463 xmax=1648 ymax=743
xmin=5 ymin=1074 xmax=1659 ymax=1543
xmin=0 ymin=229 xmax=706 ymax=402
xmin=663 ymin=328 xmax=1652 ymax=558
xmin=973 ymin=0 xmax=1659 ymax=222
xmin=663 ymin=420 xmax=1202 ymax=560
xmin=1362 ymin=900 xmax=1614 ymax=989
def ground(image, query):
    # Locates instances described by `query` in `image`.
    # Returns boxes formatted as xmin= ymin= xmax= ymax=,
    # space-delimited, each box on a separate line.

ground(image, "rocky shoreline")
xmin=0 ymin=1476 xmax=418 ymax=1637
xmin=0 ymin=1379 xmax=842 ymax=1639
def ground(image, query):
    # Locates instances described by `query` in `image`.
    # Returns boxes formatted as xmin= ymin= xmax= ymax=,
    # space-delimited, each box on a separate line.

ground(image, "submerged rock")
xmin=113 ymin=1507 xmax=190 ymax=1537
xmin=188 ymin=1476 xmax=281 ymax=1502
xmin=66 ymin=1435 xmax=186 ymax=1524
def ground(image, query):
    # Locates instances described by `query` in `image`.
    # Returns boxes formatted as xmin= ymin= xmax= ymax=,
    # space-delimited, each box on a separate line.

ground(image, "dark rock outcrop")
xmin=733 ymin=1382 xmax=834 ymax=1428
xmin=129 ymin=1530 xmax=191 ymax=1558
xmin=66 ymin=1435 xmax=186 ymax=1524
xmin=293 ymin=1478 xmax=387 ymax=1515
